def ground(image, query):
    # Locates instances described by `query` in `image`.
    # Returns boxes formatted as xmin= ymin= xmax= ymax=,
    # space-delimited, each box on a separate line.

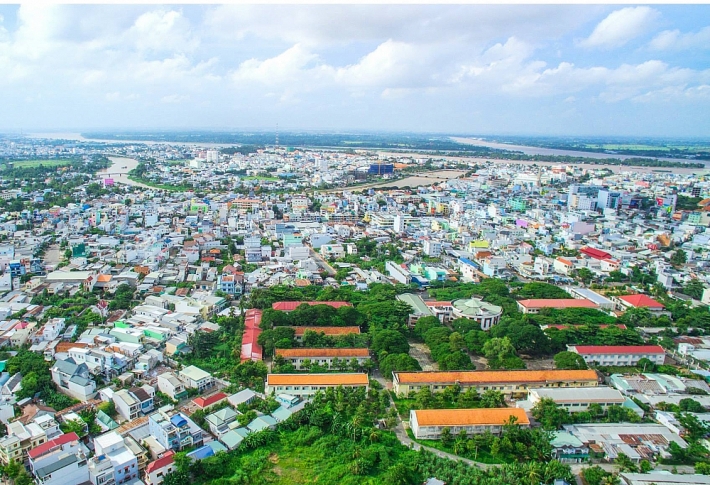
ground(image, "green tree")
xmin=615 ymin=453 xmax=638 ymax=472
xmin=379 ymin=353 xmax=421 ymax=379
xmin=371 ymin=330 xmax=409 ymax=359
xmin=671 ymin=249 xmax=687 ymax=266
xmin=553 ymin=351 xmax=588 ymax=370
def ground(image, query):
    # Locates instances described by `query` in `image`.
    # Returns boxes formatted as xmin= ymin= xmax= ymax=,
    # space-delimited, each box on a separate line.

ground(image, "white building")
xmin=28 ymin=432 xmax=89 ymax=485
xmin=88 ymin=432 xmax=138 ymax=485
xmin=568 ymin=345 xmax=665 ymax=367
xmin=410 ymin=408 xmax=530 ymax=440
xmin=422 ymin=240 xmax=442 ymax=258
xmin=178 ymin=366 xmax=214 ymax=393
xmin=523 ymin=387 xmax=626 ymax=413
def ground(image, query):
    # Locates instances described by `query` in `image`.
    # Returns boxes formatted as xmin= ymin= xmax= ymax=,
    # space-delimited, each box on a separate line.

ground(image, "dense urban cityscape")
xmin=1 ymin=2 xmax=710 ymax=485
xmin=0 ymin=131 xmax=707 ymax=485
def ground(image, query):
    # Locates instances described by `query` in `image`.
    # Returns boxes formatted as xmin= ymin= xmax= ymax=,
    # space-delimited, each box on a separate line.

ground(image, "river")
xmin=98 ymin=156 xmax=153 ymax=188
xmin=452 ymin=137 xmax=709 ymax=167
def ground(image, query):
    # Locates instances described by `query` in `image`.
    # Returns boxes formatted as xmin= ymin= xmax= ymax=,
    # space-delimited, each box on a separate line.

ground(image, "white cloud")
xmin=580 ymin=7 xmax=659 ymax=49
xmin=649 ymin=26 xmax=710 ymax=51
xmin=128 ymin=9 xmax=198 ymax=54
xmin=161 ymin=94 xmax=189 ymax=104
xmin=231 ymin=44 xmax=322 ymax=86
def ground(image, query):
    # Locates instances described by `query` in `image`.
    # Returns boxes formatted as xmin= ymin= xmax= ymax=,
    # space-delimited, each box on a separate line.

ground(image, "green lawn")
xmin=3 ymin=159 xmax=74 ymax=168
xmin=404 ymin=428 xmax=508 ymax=465
xmin=127 ymin=176 xmax=193 ymax=191
xmin=243 ymin=175 xmax=279 ymax=181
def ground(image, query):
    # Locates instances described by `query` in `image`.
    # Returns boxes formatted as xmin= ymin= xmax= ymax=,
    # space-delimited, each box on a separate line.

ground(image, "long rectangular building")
xmin=525 ymin=386 xmax=627 ymax=413
xmin=392 ymin=370 xmax=599 ymax=398
xmin=265 ymin=373 xmax=369 ymax=398
xmin=275 ymin=348 xmax=370 ymax=370
xmin=292 ymin=326 xmax=361 ymax=342
xmin=568 ymin=345 xmax=665 ymax=367
xmin=271 ymin=301 xmax=352 ymax=312
xmin=410 ymin=408 xmax=530 ymax=440
xmin=517 ymin=299 xmax=598 ymax=314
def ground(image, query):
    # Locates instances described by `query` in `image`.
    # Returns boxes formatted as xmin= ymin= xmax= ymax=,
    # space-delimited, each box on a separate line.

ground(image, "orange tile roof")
xmin=394 ymin=369 xmax=598 ymax=385
xmin=276 ymin=348 xmax=369 ymax=358
xmin=293 ymin=326 xmax=361 ymax=336
xmin=413 ymin=408 xmax=530 ymax=427
xmin=97 ymin=274 xmax=113 ymax=283
xmin=267 ymin=373 xmax=369 ymax=386
xmin=55 ymin=342 xmax=89 ymax=353
xmin=518 ymin=299 xmax=598 ymax=309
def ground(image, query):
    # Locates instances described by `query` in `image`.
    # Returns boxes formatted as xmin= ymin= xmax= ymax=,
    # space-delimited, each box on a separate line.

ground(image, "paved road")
xmin=374 ymin=371 xmax=697 ymax=480
xmin=307 ymin=245 xmax=337 ymax=276
xmin=373 ymin=370 xmax=492 ymax=470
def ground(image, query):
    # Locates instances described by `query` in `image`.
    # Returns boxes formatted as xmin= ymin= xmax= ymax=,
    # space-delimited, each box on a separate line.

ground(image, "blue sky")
xmin=0 ymin=4 xmax=708 ymax=137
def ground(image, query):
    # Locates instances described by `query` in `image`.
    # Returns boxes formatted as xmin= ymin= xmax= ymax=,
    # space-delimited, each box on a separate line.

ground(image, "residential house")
xmin=88 ymin=432 xmax=139 ymax=485
xmin=178 ymin=366 xmax=213 ymax=393
xmin=156 ymin=373 xmax=187 ymax=401
xmin=50 ymin=358 xmax=97 ymax=401
xmin=28 ymin=432 xmax=89 ymax=485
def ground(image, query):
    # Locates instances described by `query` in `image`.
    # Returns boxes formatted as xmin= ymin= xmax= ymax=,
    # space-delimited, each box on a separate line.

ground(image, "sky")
xmin=0 ymin=4 xmax=709 ymax=137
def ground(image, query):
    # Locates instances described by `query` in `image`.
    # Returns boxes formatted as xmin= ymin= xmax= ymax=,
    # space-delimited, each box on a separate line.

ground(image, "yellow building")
xmin=393 ymin=370 xmax=599 ymax=398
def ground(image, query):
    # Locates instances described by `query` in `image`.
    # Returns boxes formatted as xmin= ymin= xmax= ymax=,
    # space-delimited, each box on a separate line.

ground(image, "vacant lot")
xmin=409 ymin=342 xmax=438 ymax=371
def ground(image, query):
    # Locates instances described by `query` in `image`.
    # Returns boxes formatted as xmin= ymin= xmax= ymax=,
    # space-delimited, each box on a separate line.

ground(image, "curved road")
xmin=374 ymin=372 xmax=695 ymax=482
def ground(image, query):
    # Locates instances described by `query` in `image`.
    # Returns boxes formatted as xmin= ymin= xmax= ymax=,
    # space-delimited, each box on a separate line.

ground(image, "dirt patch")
xmin=409 ymin=342 xmax=438 ymax=371
xmin=522 ymin=358 xmax=555 ymax=370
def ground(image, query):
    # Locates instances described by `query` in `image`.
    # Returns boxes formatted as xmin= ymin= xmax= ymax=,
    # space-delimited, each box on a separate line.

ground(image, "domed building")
xmin=451 ymin=298 xmax=503 ymax=331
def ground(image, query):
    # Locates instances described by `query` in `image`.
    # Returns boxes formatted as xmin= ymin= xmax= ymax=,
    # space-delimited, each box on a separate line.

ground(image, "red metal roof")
xmin=28 ymin=432 xmax=80 ymax=460
xmin=618 ymin=294 xmax=665 ymax=309
xmin=241 ymin=327 xmax=263 ymax=362
xmin=518 ymin=299 xmax=598 ymax=309
xmin=193 ymin=392 xmax=228 ymax=409
xmin=146 ymin=450 xmax=175 ymax=475
xmin=271 ymin=301 xmax=353 ymax=311
xmin=580 ymin=247 xmax=612 ymax=260
xmin=571 ymin=345 xmax=664 ymax=355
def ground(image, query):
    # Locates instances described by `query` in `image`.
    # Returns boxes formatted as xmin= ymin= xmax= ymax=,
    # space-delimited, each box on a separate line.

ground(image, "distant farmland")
xmin=1 ymin=159 xmax=74 ymax=168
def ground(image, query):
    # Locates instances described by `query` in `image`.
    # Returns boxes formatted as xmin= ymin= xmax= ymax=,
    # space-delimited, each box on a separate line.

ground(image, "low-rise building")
xmin=145 ymin=450 xmax=175 ymax=485
xmin=148 ymin=408 xmax=202 ymax=452
xmin=88 ymin=431 xmax=139 ymax=485
xmin=563 ymin=422 xmax=687 ymax=462
xmin=28 ymin=432 xmax=88 ymax=485
xmin=157 ymin=372 xmax=188 ymax=401
xmin=517 ymin=298 xmax=598 ymax=314
xmin=0 ymin=420 xmax=48 ymax=465
xmin=274 ymin=348 xmax=370 ymax=370
xmin=410 ymin=408 xmax=529 ymax=439
xmin=523 ymin=386 xmax=626 ymax=413
xmin=292 ymin=326 xmax=361 ymax=342
xmin=265 ymin=373 xmax=369 ymax=398
xmin=567 ymin=345 xmax=665 ymax=367
xmin=114 ymin=389 xmax=141 ymax=422
xmin=178 ymin=365 xmax=214 ymax=393
xmin=50 ymin=358 xmax=97 ymax=401
xmin=393 ymin=370 xmax=599 ymax=398
xmin=450 ymin=297 xmax=503 ymax=330
xmin=550 ymin=430 xmax=589 ymax=463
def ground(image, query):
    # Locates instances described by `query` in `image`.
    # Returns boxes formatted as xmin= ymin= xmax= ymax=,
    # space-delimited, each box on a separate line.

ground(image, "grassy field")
xmin=2 ymin=159 xmax=74 ymax=168
xmin=243 ymin=175 xmax=280 ymax=181
xmin=404 ymin=428 xmax=508 ymax=465
xmin=126 ymin=176 xmax=193 ymax=192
